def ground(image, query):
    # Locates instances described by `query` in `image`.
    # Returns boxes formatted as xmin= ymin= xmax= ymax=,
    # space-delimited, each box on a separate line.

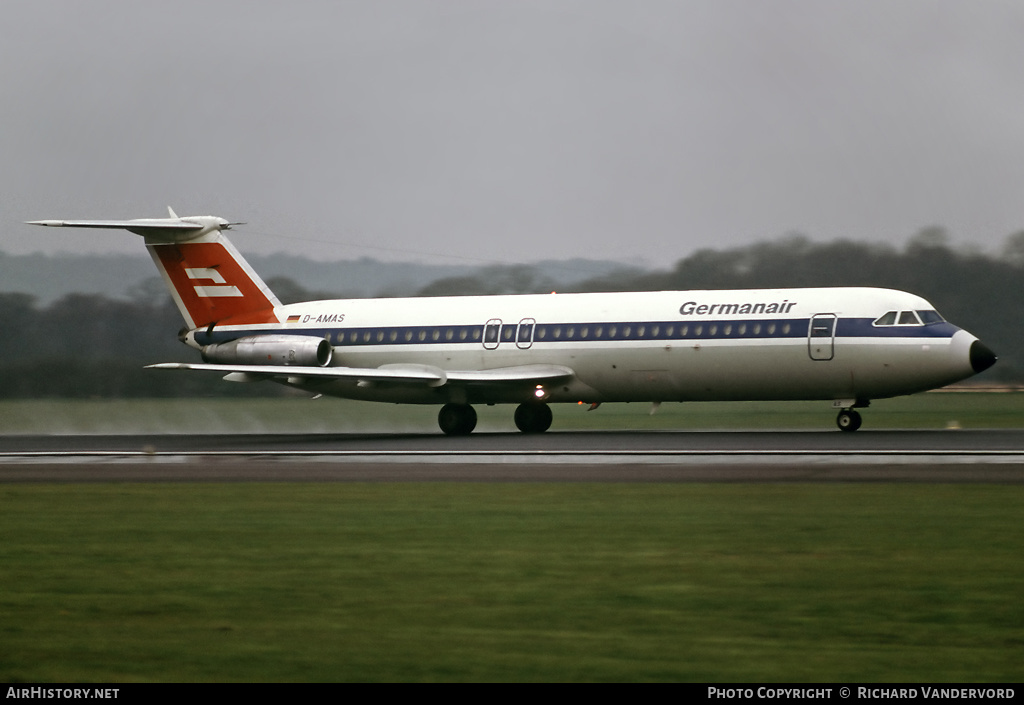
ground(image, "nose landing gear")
xmin=836 ymin=408 xmax=862 ymax=432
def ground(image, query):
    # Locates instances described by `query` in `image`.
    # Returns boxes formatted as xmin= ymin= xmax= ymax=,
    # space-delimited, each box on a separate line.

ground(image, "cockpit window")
xmin=875 ymin=309 xmax=940 ymax=327
xmin=874 ymin=311 xmax=897 ymax=326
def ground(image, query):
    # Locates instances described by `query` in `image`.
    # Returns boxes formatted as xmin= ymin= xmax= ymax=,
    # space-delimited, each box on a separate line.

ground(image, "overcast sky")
xmin=4 ymin=0 xmax=1024 ymax=267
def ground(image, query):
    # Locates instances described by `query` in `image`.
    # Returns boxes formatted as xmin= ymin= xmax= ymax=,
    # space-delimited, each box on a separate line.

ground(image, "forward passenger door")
xmin=808 ymin=314 xmax=837 ymax=361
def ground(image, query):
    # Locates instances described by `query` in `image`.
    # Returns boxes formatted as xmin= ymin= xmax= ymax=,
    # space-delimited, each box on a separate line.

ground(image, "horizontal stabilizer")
xmin=27 ymin=219 xmax=204 ymax=230
xmin=26 ymin=211 xmax=233 ymax=241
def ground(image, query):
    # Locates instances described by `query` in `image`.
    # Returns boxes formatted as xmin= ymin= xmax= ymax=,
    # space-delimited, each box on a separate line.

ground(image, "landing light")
xmin=534 ymin=385 xmax=548 ymax=400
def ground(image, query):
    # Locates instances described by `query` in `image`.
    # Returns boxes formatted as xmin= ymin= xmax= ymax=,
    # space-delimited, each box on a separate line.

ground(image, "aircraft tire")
xmin=836 ymin=409 xmax=862 ymax=432
xmin=438 ymin=403 xmax=477 ymax=436
xmin=514 ymin=403 xmax=553 ymax=434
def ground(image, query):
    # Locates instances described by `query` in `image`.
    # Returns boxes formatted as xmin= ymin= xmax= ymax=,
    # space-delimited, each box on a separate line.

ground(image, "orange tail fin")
xmin=148 ymin=236 xmax=280 ymax=329
xmin=27 ymin=209 xmax=281 ymax=329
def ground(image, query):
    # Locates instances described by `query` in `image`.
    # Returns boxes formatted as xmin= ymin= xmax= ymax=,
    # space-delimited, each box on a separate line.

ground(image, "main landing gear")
xmin=437 ymin=402 xmax=552 ymax=435
xmin=513 ymin=403 xmax=553 ymax=434
xmin=438 ymin=403 xmax=477 ymax=436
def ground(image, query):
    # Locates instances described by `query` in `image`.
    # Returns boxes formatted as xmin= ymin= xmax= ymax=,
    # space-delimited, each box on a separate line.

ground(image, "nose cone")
xmin=970 ymin=340 xmax=997 ymax=373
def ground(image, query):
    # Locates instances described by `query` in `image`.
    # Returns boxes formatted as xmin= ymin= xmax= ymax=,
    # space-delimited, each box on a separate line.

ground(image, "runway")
xmin=2 ymin=429 xmax=1024 ymax=483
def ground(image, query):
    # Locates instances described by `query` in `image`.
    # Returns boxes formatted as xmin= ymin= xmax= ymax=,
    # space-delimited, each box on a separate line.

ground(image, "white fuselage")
xmin=192 ymin=287 xmax=982 ymax=406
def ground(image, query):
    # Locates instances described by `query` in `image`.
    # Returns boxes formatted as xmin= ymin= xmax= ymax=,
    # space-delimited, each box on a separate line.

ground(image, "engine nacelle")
xmin=201 ymin=335 xmax=333 ymax=367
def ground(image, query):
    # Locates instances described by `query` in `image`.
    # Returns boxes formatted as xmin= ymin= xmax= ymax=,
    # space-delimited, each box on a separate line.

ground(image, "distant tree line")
xmin=1 ymin=229 xmax=1020 ymax=398
xmin=0 ymin=292 xmax=284 ymax=398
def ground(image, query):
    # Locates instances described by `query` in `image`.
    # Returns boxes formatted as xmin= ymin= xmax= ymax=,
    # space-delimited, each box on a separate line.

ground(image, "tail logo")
xmin=185 ymin=268 xmax=243 ymax=298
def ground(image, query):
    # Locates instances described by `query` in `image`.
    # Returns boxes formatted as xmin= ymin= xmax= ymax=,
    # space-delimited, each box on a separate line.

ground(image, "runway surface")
xmin=2 ymin=430 xmax=1024 ymax=483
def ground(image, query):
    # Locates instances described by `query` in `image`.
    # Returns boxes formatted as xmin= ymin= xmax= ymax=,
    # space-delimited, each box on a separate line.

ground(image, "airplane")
xmin=27 ymin=208 xmax=997 ymax=434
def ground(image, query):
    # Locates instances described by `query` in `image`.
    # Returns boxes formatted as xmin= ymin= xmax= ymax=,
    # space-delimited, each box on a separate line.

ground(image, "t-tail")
xmin=28 ymin=207 xmax=280 ymax=329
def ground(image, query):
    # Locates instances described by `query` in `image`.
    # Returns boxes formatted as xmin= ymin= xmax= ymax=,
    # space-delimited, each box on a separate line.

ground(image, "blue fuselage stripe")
xmin=198 ymin=318 xmax=960 ymax=347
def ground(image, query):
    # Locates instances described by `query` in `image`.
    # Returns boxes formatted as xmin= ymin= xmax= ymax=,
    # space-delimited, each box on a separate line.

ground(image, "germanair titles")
xmin=679 ymin=300 xmax=797 ymax=316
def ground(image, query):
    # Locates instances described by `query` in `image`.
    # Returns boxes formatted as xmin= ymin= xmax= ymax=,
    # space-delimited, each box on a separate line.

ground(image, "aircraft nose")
xmin=970 ymin=340 xmax=997 ymax=373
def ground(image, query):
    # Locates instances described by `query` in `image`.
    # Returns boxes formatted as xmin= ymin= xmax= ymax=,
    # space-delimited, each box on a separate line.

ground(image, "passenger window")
xmin=874 ymin=311 xmax=897 ymax=326
xmin=899 ymin=311 xmax=921 ymax=325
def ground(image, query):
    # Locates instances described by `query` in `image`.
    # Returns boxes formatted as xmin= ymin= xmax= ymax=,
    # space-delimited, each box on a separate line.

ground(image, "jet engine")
xmin=201 ymin=335 xmax=333 ymax=367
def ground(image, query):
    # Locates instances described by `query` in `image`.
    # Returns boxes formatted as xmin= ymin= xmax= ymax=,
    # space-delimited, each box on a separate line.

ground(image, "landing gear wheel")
xmin=836 ymin=409 xmax=862 ymax=432
xmin=514 ymin=403 xmax=552 ymax=434
xmin=438 ymin=404 xmax=477 ymax=436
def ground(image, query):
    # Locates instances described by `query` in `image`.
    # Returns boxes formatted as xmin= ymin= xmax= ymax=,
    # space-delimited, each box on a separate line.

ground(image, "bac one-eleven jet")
xmin=29 ymin=209 xmax=997 ymax=434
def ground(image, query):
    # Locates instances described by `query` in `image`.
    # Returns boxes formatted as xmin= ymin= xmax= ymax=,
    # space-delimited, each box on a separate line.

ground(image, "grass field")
xmin=2 ymin=394 xmax=1021 ymax=681
xmin=2 ymin=391 xmax=1023 ymax=434
xmin=1 ymin=483 xmax=1022 ymax=682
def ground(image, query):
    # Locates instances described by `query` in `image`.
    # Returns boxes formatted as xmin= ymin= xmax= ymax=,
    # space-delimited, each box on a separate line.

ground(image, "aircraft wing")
xmin=146 ymin=362 xmax=575 ymax=387
xmin=443 ymin=365 xmax=575 ymax=384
